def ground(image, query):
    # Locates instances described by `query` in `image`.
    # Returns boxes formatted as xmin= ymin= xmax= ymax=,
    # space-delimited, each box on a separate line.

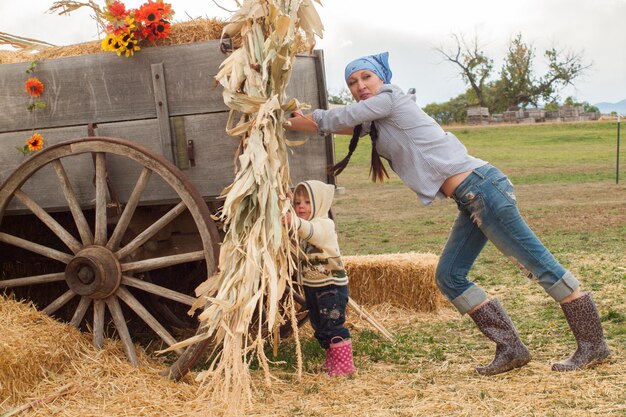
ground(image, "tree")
xmin=563 ymin=96 xmax=599 ymax=113
xmin=494 ymin=34 xmax=535 ymax=110
xmin=437 ymin=32 xmax=591 ymax=113
xmin=423 ymin=93 xmax=470 ymax=125
xmin=544 ymin=101 xmax=560 ymax=111
xmin=536 ymin=47 xmax=591 ymax=105
xmin=435 ymin=33 xmax=493 ymax=108
xmin=328 ymin=88 xmax=355 ymax=105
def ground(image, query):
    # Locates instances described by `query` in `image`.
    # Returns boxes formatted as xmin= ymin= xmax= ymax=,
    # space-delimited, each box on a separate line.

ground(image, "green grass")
xmin=335 ymin=121 xmax=620 ymax=185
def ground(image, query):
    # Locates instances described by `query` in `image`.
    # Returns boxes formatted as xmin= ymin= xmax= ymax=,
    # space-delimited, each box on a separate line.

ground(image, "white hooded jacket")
xmin=295 ymin=180 xmax=348 ymax=287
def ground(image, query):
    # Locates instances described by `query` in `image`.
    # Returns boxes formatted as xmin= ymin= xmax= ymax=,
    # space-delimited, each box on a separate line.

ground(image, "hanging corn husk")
xmin=185 ymin=0 xmax=322 ymax=412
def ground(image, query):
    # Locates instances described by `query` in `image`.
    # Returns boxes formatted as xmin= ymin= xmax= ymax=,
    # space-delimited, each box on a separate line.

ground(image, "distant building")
xmin=466 ymin=105 xmax=599 ymax=125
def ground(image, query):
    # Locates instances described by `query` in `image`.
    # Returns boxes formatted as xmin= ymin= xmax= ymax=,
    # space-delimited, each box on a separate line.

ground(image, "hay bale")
xmin=1 ymin=17 xmax=316 ymax=64
xmin=0 ymin=50 xmax=32 ymax=64
xmin=0 ymin=297 xmax=214 ymax=415
xmin=1 ymin=18 xmax=227 ymax=64
xmin=344 ymin=252 xmax=445 ymax=312
xmin=0 ymin=298 xmax=89 ymax=400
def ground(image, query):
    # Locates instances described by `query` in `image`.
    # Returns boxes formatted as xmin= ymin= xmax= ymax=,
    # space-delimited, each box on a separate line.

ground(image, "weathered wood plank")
xmin=1 ymin=113 xmax=328 ymax=213
xmin=0 ymin=41 xmax=321 ymax=134
xmin=151 ymin=63 xmax=175 ymax=163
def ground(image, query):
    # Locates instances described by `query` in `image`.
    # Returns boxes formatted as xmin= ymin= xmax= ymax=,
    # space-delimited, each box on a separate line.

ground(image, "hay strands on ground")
xmin=0 ymin=383 xmax=77 ymax=417
xmin=348 ymin=297 xmax=395 ymax=341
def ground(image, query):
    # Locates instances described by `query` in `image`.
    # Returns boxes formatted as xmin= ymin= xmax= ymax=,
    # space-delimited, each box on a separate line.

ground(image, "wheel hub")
xmin=65 ymin=246 xmax=121 ymax=298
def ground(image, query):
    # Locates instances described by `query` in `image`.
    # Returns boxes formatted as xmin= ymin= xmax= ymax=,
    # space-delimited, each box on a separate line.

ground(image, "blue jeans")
xmin=304 ymin=284 xmax=350 ymax=349
xmin=435 ymin=163 xmax=580 ymax=314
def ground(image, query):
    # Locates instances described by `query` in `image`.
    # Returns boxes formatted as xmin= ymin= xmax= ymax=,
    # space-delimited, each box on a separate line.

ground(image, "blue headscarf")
xmin=344 ymin=52 xmax=393 ymax=84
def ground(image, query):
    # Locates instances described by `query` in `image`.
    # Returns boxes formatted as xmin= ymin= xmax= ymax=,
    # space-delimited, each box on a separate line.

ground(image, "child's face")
xmin=294 ymin=190 xmax=312 ymax=220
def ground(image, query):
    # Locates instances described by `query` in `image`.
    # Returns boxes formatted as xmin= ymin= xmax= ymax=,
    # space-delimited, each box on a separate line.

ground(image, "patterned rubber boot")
xmin=327 ymin=337 xmax=356 ymax=377
xmin=322 ymin=348 xmax=333 ymax=372
xmin=469 ymin=298 xmax=531 ymax=375
xmin=552 ymin=292 xmax=611 ymax=371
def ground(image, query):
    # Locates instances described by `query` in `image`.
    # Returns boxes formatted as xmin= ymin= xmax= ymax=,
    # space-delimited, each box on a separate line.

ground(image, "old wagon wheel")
xmin=0 ymin=137 xmax=220 ymax=375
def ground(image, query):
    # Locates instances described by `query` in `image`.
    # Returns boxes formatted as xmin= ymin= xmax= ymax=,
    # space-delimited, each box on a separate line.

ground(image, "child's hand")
xmin=282 ymin=210 xmax=293 ymax=226
xmin=282 ymin=191 xmax=293 ymax=226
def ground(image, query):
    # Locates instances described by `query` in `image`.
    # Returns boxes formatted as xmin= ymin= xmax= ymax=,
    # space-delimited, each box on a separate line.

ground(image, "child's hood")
xmin=296 ymin=180 xmax=335 ymax=221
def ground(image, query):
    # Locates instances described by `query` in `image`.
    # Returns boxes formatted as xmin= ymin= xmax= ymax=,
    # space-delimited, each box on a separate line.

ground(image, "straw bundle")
xmin=0 ymin=50 xmax=32 ymax=65
xmin=0 ymin=18 xmax=226 ymax=64
xmin=0 ymin=16 xmax=308 ymax=65
xmin=343 ymin=252 xmax=446 ymax=312
xmin=0 ymin=298 xmax=87 ymax=401
xmin=161 ymin=0 xmax=323 ymax=413
xmin=0 ymin=297 xmax=212 ymax=415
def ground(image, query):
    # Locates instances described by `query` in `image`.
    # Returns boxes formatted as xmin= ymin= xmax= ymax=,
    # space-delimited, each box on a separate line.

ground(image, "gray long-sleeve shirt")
xmin=312 ymin=84 xmax=486 ymax=205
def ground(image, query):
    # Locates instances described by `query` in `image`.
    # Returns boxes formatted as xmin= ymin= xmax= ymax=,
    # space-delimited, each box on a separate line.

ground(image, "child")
xmin=286 ymin=52 xmax=610 ymax=375
xmin=289 ymin=180 xmax=355 ymax=377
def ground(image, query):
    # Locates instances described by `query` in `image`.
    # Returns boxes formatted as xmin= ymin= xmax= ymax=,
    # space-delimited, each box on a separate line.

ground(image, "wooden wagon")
xmin=0 ymin=40 xmax=333 ymax=378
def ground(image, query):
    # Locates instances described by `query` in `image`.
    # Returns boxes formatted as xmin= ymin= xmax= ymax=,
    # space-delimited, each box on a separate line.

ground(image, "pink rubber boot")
xmin=327 ymin=337 xmax=356 ymax=377
xmin=322 ymin=349 xmax=333 ymax=372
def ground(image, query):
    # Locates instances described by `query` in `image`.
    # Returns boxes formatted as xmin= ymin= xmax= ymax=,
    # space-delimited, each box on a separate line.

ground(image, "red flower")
xmin=139 ymin=19 xmax=171 ymax=41
xmin=26 ymin=133 xmax=44 ymax=151
xmin=107 ymin=1 xmax=129 ymax=18
xmin=25 ymin=78 xmax=44 ymax=97
xmin=135 ymin=1 xmax=173 ymax=25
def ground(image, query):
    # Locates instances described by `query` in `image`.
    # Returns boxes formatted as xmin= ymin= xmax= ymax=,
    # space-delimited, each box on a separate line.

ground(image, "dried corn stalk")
xmin=192 ymin=0 xmax=323 ymax=411
xmin=0 ymin=32 xmax=56 ymax=51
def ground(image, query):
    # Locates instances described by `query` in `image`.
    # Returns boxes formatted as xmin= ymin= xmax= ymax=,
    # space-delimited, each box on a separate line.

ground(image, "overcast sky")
xmin=2 ymin=0 xmax=624 ymax=105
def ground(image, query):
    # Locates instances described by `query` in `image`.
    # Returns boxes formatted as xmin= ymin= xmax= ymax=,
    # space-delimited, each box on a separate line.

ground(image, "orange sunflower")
xmin=25 ymin=78 xmax=44 ymax=97
xmin=26 ymin=133 xmax=44 ymax=152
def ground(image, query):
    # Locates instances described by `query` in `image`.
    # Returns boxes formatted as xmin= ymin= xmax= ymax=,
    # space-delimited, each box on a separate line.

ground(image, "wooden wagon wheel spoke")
xmin=114 ymin=201 xmax=187 ymax=261
xmin=121 ymin=276 xmax=195 ymax=306
xmin=105 ymin=295 xmax=139 ymax=366
xmin=93 ymin=299 xmax=105 ymax=349
xmin=116 ymin=286 xmax=184 ymax=354
xmin=107 ymin=167 xmax=152 ymax=252
xmin=13 ymin=190 xmax=83 ymax=254
xmin=94 ymin=152 xmax=108 ymax=246
xmin=0 ymin=272 xmax=65 ymax=288
xmin=0 ymin=232 xmax=73 ymax=264
xmin=42 ymin=289 xmax=76 ymax=316
xmin=121 ymin=250 xmax=205 ymax=273
xmin=52 ymin=160 xmax=94 ymax=246
xmin=70 ymin=296 xmax=92 ymax=328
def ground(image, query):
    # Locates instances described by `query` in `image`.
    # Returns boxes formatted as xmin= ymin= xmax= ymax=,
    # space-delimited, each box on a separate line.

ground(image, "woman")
xmin=286 ymin=52 xmax=610 ymax=375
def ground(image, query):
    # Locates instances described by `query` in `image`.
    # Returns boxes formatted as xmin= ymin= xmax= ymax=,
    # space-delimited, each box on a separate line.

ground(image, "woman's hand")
xmin=284 ymin=111 xmax=318 ymax=132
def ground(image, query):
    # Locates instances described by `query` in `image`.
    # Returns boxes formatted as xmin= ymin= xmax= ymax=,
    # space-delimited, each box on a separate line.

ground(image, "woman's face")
xmin=347 ymin=69 xmax=384 ymax=102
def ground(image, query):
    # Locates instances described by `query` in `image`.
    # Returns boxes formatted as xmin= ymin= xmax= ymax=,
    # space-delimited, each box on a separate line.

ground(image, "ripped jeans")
xmin=304 ymin=284 xmax=350 ymax=349
xmin=435 ymin=163 xmax=580 ymax=314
